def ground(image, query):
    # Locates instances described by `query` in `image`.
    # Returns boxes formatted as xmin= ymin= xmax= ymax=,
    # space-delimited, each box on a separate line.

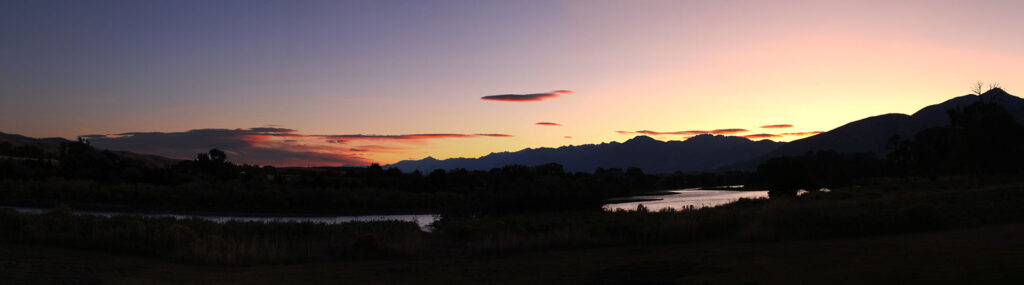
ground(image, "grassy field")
xmin=4 ymin=177 xmax=1024 ymax=283
xmin=3 ymin=223 xmax=1023 ymax=284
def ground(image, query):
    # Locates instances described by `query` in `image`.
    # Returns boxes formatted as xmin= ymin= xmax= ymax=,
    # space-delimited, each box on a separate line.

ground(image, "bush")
xmin=0 ymin=210 xmax=424 ymax=265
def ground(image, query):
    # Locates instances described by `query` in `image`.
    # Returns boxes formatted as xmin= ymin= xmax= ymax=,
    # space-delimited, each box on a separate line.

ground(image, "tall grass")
xmin=0 ymin=179 xmax=454 ymax=215
xmin=0 ymin=207 xmax=424 ymax=265
xmin=436 ymin=178 xmax=1024 ymax=254
xmin=4 ymin=176 xmax=1024 ymax=264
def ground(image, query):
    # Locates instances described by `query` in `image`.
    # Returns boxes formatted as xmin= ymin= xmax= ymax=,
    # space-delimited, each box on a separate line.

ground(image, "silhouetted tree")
xmin=196 ymin=153 xmax=210 ymax=163
xmin=209 ymin=148 xmax=226 ymax=163
xmin=194 ymin=148 xmax=237 ymax=180
xmin=971 ymin=81 xmax=986 ymax=96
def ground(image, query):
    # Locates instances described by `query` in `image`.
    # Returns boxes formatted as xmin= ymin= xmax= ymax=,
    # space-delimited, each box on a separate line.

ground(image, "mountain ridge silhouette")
xmin=387 ymin=134 xmax=783 ymax=173
xmin=391 ymin=89 xmax=1024 ymax=173
xmin=6 ymin=89 xmax=1022 ymax=173
xmin=733 ymin=88 xmax=1024 ymax=169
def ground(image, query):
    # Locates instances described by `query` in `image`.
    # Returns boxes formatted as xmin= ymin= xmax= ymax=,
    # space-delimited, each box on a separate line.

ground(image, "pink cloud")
xmin=781 ymin=131 xmax=824 ymax=136
xmin=323 ymin=134 xmax=473 ymax=140
xmin=760 ymin=124 xmax=794 ymax=129
xmin=320 ymin=133 xmax=512 ymax=140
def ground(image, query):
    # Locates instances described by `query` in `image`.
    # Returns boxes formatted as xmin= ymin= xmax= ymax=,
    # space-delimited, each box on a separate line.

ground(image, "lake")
xmin=603 ymin=188 xmax=769 ymax=212
xmin=2 ymin=207 xmax=439 ymax=232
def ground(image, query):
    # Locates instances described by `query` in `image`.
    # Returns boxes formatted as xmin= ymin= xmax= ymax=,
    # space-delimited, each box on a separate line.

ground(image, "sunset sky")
xmin=3 ymin=0 xmax=1024 ymax=166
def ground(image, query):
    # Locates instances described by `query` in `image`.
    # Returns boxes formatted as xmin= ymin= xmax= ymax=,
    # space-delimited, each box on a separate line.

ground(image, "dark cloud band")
xmin=481 ymin=90 xmax=573 ymax=102
xmin=743 ymin=133 xmax=782 ymax=139
xmin=84 ymin=127 xmax=513 ymax=167
xmin=86 ymin=128 xmax=368 ymax=166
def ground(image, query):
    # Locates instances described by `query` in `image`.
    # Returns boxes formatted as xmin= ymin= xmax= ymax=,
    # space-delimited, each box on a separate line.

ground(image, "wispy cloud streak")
xmin=481 ymin=90 xmax=573 ymax=102
xmin=781 ymin=131 xmax=824 ymax=136
xmin=760 ymin=124 xmax=794 ymax=129
xmin=617 ymin=128 xmax=748 ymax=136
xmin=743 ymin=133 xmax=782 ymax=139
xmin=320 ymin=133 xmax=512 ymax=140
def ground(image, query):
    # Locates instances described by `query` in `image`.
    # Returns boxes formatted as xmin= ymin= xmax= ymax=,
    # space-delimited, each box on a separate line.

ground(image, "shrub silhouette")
xmin=753 ymin=151 xmax=879 ymax=198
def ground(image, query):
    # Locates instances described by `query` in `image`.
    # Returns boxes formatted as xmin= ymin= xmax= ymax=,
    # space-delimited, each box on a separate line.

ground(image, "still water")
xmin=3 ymin=207 xmax=439 ymax=232
xmin=5 ymin=189 xmax=767 ymax=231
xmin=603 ymin=188 xmax=769 ymax=212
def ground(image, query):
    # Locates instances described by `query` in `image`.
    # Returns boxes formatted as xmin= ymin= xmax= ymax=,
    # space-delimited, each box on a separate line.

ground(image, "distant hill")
xmin=737 ymin=88 xmax=1024 ymax=168
xmin=387 ymin=134 xmax=783 ymax=173
xmin=0 ymin=131 xmax=72 ymax=153
xmin=0 ymin=132 xmax=182 ymax=167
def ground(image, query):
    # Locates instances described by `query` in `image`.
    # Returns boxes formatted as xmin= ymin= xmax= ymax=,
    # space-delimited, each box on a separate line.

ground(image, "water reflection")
xmin=3 ymin=207 xmax=439 ymax=232
xmin=603 ymin=189 xmax=768 ymax=212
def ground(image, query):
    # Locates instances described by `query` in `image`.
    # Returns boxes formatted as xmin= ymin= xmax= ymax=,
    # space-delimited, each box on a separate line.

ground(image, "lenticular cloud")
xmin=481 ymin=90 xmax=573 ymax=102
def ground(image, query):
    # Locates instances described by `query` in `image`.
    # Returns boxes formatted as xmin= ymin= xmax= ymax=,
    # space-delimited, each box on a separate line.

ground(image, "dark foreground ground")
xmin=3 ymin=223 xmax=1023 ymax=284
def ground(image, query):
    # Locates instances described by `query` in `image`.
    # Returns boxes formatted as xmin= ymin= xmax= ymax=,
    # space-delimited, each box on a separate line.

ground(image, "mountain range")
xmin=388 ymin=135 xmax=783 ymax=173
xmin=390 ymin=89 xmax=1024 ymax=173
xmin=5 ymin=89 xmax=1023 ymax=173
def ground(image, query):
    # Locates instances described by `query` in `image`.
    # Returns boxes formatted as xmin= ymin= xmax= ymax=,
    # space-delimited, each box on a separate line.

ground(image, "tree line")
xmin=1 ymin=137 xmax=752 ymax=216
